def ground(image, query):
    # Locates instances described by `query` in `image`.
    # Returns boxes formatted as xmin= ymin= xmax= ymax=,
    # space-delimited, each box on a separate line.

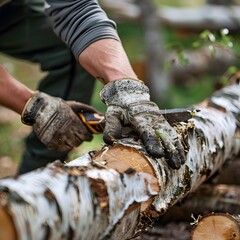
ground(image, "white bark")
xmin=0 ymin=156 xmax=157 ymax=239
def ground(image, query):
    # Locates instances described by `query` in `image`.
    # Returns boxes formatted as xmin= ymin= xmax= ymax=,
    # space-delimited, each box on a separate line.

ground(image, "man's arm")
xmin=44 ymin=0 xmax=186 ymax=169
xmin=45 ymin=0 xmax=136 ymax=83
xmin=0 ymin=65 xmax=96 ymax=152
xmin=79 ymin=38 xmax=137 ymax=83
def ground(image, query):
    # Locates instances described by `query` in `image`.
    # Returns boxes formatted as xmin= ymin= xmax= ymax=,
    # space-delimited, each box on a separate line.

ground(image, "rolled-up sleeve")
xmin=45 ymin=0 xmax=120 ymax=59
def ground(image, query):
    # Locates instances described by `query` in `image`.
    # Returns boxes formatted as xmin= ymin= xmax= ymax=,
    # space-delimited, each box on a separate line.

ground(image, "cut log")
xmin=0 ymin=80 xmax=240 ymax=239
xmin=191 ymin=213 xmax=240 ymax=240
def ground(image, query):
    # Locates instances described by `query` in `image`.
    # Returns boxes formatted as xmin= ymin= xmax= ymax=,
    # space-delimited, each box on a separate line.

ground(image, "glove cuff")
xmin=21 ymin=91 xmax=46 ymax=125
xmin=100 ymin=78 xmax=150 ymax=106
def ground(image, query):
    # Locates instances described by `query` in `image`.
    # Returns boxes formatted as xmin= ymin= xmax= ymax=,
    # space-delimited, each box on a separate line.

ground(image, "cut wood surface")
xmin=0 ymin=81 xmax=239 ymax=239
xmin=191 ymin=213 xmax=240 ymax=240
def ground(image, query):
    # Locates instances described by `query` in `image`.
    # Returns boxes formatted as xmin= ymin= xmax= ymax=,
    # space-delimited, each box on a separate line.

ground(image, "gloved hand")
xmin=21 ymin=91 xmax=96 ymax=152
xmin=100 ymin=78 xmax=185 ymax=169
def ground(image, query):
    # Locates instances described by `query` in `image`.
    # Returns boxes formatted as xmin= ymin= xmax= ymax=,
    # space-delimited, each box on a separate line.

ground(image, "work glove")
xmin=21 ymin=91 xmax=96 ymax=152
xmin=100 ymin=78 xmax=185 ymax=169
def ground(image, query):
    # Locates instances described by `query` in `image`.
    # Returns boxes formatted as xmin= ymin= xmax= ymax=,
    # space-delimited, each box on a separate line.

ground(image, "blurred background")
xmin=1 ymin=0 xmax=240 ymax=178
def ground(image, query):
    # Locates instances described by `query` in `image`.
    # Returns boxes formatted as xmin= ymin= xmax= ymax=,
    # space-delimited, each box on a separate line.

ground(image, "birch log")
xmin=0 ymin=81 xmax=240 ymax=239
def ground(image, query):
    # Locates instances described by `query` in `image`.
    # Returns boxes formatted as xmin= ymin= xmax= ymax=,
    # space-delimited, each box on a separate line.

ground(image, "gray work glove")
xmin=21 ymin=91 xmax=95 ymax=152
xmin=100 ymin=79 xmax=185 ymax=169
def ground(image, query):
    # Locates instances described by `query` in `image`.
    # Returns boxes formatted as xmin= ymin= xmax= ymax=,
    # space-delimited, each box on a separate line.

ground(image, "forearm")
xmin=79 ymin=39 xmax=137 ymax=83
xmin=45 ymin=0 xmax=137 ymax=83
xmin=0 ymin=66 xmax=33 ymax=114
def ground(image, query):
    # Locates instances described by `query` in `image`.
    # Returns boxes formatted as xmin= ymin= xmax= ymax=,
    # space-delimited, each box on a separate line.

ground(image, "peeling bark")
xmin=0 ymin=81 xmax=240 ymax=239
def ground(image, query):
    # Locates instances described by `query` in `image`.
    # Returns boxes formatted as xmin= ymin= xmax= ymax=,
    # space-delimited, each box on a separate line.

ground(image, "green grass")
xmin=0 ymin=121 xmax=25 ymax=162
xmin=164 ymin=75 xmax=216 ymax=108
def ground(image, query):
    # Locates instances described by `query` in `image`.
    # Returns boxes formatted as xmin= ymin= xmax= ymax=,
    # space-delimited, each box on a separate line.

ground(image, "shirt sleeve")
xmin=44 ymin=0 xmax=120 ymax=59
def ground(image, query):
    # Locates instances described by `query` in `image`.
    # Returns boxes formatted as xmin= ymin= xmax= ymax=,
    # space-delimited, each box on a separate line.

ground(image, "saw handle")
xmin=78 ymin=112 xmax=105 ymax=134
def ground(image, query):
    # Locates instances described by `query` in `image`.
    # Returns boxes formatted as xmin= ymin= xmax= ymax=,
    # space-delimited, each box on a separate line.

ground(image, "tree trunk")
xmin=138 ymin=0 xmax=170 ymax=102
xmin=0 ymin=81 xmax=240 ymax=239
xmin=191 ymin=213 xmax=240 ymax=240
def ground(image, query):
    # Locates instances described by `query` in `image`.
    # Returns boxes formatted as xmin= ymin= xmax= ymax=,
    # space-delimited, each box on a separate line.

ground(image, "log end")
xmin=93 ymin=145 xmax=156 ymax=176
xmin=191 ymin=213 xmax=240 ymax=240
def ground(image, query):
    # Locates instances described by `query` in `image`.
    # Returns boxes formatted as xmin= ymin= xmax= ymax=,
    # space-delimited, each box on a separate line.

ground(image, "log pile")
xmin=0 ymin=80 xmax=239 ymax=239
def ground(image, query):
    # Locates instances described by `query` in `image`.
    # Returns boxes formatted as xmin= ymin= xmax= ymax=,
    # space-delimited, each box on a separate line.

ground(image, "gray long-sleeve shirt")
xmin=45 ymin=0 xmax=120 ymax=59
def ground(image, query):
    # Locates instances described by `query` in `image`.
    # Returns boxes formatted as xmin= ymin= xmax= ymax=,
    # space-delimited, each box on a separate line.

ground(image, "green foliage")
xmin=165 ymin=28 xmax=239 ymax=69
xmin=196 ymin=28 xmax=234 ymax=57
xmin=117 ymin=23 xmax=145 ymax=61
xmin=219 ymin=66 xmax=239 ymax=86
xmin=165 ymin=42 xmax=189 ymax=69
xmin=164 ymin=74 xmax=215 ymax=108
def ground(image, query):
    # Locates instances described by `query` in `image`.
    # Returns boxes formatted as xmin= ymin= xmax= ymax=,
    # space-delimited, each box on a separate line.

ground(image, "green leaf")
xmin=208 ymin=45 xmax=217 ymax=57
xmin=155 ymin=130 xmax=166 ymax=139
xmin=220 ymin=28 xmax=229 ymax=36
xmin=192 ymin=41 xmax=201 ymax=48
xmin=177 ymin=51 xmax=189 ymax=66
xmin=200 ymin=30 xmax=211 ymax=40
xmin=227 ymin=66 xmax=238 ymax=75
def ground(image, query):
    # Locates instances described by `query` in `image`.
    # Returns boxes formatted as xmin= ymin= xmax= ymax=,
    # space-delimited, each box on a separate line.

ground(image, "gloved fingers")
xmin=68 ymin=116 xmax=93 ymax=144
xmin=154 ymin=123 xmax=185 ymax=169
xmin=165 ymin=141 xmax=185 ymax=169
xmin=131 ymin=116 xmax=164 ymax=158
xmin=132 ymin=113 xmax=185 ymax=169
xmin=103 ymin=110 xmax=123 ymax=145
xmin=67 ymin=101 xmax=100 ymax=114
xmin=140 ymin=129 xmax=165 ymax=158
xmin=47 ymin=126 xmax=92 ymax=152
xmin=175 ymin=140 xmax=186 ymax=165
xmin=37 ymin=112 xmax=93 ymax=152
xmin=74 ymin=128 xmax=93 ymax=142
xmin=45 ymin=133 xmax=74 ymax=152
